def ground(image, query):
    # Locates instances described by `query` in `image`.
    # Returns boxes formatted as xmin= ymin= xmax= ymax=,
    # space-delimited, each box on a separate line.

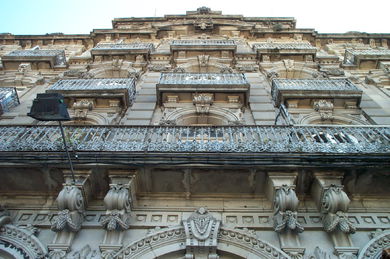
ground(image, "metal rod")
xmin=58 ymin=121 xmax=76 ymax=184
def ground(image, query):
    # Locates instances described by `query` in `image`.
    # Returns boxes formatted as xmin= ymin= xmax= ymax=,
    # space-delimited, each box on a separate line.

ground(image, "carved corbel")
xmin=48 ymin=170 xmax=91 ymax=257
xmin=312 ymin=172 xmax=359 ymax=257
xmin=0 ymin=205 xmax=11 ymax=227
xmin=99 ymin=170 xmax=137 ymax=258
xmin=182 ymin=207 xmax=220 ymax=259
xmin=266 ymin=172 xmax=304 ymax=259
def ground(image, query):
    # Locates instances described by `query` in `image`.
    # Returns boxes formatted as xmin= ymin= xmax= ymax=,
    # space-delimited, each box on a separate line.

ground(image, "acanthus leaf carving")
xmin=313 ymin=100 xmax=334 ymax=121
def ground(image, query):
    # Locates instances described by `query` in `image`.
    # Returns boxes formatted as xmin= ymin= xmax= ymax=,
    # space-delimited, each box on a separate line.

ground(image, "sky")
xmin=1 ymin=0 xmax=390 ymax=35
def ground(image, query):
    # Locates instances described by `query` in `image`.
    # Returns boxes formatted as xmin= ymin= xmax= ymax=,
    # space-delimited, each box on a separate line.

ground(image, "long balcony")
xmin=0 ymin=125 xmax=388 ymax=154
xmin=272 ymin=79 xmax=362 ymax=106
xmin=253 ymin=42 xmax=316 ymax=62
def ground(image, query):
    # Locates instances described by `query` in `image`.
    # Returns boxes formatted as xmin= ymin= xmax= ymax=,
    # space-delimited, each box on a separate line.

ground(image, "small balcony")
xmin=271 ymin=79 xmax=362 ymax=107
xmin=91 ymin=43 xmax=154 ymax=56
xmin=157 ymin=73 xmax=250 ymax=105
xmin=344 ymin=49 xmax=390 ymax=69
xmin=47 ymin=78 xmax=136 ymax=108
xmin=2 ymin=49 xmax=66 ymax=69
xmin=253 ymin=42 xmax=316 ymax=62
xmin=170 ymin=40 xmax=237 ymax=51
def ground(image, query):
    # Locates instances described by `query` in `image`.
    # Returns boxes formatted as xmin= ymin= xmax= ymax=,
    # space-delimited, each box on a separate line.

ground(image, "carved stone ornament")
xmin=273 ymin=185 xmax=304 ymax=233
xmin=173 ymin=66 xmax=186 ymax=73
xmin=51 ymin=184 xmax=85 ymax=232
xmin=220 ymin=66 xmax=233 ymax=73
xmin=314 ymin=100 xmax=334 ymax=121
xmin=182 ymin=207 xmax=220 ymax=259
xmin=100 ymin=184 xmax=131 ymax=231
xmin=305 ymin=246 xmax=332 ymax=259
xmin=198 ymin=54 xmax=210 ymax=67
xmin=194 ymin=17 xmax=213 ymax=30
xmin=148 ymin=64 xmax=170 ymax=72
xmin=193 ymin=93 xmax=213 ymax=114
xmin=0 ymin=206 xmax=11 ymax=227
xmin=73 ymin=99 xmax=93 ymax=120
xmin=321 ymin=185 xmax=356 ymax=234
xmin=358 ymin=230 xmax=390 ymax=259
xmin=0 ymin=224 xmax=47 ymax=258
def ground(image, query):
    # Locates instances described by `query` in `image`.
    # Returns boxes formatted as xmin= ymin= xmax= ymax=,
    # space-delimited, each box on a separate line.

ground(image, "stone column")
xmin=266 ymin=172 xmax=305 ymax=259
xmin=99 ymin=170 xmax=137 ymax=259
xmin=48 ymin=170 xmax=91 ymax=258
xmin=312 ymin=172 xmax=359 ymax=259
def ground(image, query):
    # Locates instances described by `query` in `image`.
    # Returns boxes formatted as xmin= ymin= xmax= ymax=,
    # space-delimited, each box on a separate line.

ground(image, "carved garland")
xmin=358 ymin=231 xmax=390 ymax=259
xmin=0 ymin=224 xmax=47 ymax=258
xmin=114 ymin=226 xmax=290 ymax=259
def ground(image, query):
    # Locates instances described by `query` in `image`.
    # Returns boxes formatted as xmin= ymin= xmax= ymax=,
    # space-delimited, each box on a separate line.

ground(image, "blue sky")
xmin=1 ymin=0 xmax=390 ymax=35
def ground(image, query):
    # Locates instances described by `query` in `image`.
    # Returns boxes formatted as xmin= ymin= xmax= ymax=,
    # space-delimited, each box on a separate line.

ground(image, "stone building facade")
xmin=0 ymin=7 xmax=390 ymax=259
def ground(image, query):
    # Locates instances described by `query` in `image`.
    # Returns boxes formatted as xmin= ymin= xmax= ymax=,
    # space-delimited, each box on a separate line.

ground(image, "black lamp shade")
xmin=27 ymin=93 xmax=70 ymax=121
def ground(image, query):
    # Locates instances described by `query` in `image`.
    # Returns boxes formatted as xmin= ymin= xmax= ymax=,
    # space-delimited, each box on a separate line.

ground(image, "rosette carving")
xmin=321 ymin=184 xmax=355 ymax=234
xmin=100 ymin=184 xmax=131 ymax=231
xmin=273 ymin=185 xmax=304 ymax=233
xmin=51 ymin=185 xmax=85 ymax=232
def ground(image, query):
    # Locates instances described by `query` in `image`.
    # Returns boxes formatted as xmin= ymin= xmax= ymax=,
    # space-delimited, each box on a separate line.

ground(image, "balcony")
xmin=91 ymin=43 xmax=154 ymax=56
xmin=170 ymin=39 xmax=237 ymax=51
xmin=2 ymin=49 xmax=66 ymax=69
xmin=0 ymin=88 xmax=19 ymax=115
xmin=47 ymin=78 xmax=136 ymax=107
xmin=157 ymin=73 xmax=250 ymax=105
xmin=253 ymin=42 xmax=316 ymax=62
xmin=344 ymin=49 xmax=390 ymax=69
xmin=272 ymin=79 xmax=362 ymax=106
xmin=0 ymin=125 xmax=388 ymax=154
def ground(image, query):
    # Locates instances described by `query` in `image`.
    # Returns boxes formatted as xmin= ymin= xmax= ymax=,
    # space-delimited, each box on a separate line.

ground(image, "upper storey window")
xmin=2 ymin=48 xmax=66 ymax=70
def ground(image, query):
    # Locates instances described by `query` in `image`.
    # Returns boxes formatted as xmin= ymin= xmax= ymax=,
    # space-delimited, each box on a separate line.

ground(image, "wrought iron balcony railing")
xmin=3 ymin=49 xmax=66 ymax=66
xmin=0 ymin=125 xmax=388 ymax=154
xmin=253 ymin=42 xmax=316 ymax=50
xmin=171 ymin=40 xmax=236 ymax=46
xmin=92 ymin=43 xmax=154 ymax=50
xmin=48 ymin=78 xmax=136 ymax=105
xmin=271 ymin=79 xmax=362 ymax=106
xmin=159 ymin=73 xmax=248 ymax=85
xmin=0 ymin=88 xmax=19 ymax=115
xmin=344 ymin=49 xmax=390 ymax=65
